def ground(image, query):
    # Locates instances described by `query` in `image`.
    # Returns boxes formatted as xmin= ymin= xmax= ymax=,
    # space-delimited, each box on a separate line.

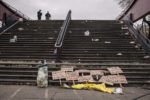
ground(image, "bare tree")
xmin=115 ymin=0 xmax=134 ymax=9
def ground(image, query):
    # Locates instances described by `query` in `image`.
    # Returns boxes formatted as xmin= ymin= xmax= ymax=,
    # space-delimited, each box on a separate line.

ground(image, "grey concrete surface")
xmin=0 ymin=85 xmax=150 ymax=100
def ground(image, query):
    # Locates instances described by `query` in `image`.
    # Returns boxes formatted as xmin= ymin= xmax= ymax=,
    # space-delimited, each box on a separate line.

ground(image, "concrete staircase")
xmin=0 ymin=20 xmax=63 ymax=60
xmin=62 ymin=20 xmax=150 ymax=63
xmin=0 ymin=20 xmax=150 ymax=86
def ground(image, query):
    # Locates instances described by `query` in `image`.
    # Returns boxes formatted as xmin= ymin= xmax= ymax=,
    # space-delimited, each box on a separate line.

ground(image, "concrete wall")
xmin=0 ymin=1 xmax=20 ymax=21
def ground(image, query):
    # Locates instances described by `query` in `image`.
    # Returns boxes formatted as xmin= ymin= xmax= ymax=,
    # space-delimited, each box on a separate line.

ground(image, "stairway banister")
xmin=54 ymin=10 xmax=71 ymax=61
xmin=0 ymin=20 xmax=19 ymax=35
xmin=124 ymin=16 xmax=150 ymax=54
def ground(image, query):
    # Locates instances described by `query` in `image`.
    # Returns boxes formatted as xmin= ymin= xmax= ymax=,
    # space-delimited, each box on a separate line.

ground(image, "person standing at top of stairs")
xmin=37 ymin=10 xmax=42 ymax=20
xmin=45 ymin=11 xmax=51 ymax=20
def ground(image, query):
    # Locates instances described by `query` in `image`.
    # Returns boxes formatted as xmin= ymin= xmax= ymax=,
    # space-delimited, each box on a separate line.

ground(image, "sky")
xmin=4 ymin=0 xmax=122 ymax=20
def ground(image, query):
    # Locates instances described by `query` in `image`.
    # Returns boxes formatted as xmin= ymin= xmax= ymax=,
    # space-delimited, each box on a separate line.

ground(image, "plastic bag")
xmin=37 ymin=65 xmax=48 ymax=88
xmin=84 ymin=30 xmax=90 ymax=36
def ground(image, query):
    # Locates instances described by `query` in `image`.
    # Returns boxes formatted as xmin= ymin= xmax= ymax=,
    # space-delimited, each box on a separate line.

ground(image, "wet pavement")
xmin=0 ymin=85 xmax=150 ymax=100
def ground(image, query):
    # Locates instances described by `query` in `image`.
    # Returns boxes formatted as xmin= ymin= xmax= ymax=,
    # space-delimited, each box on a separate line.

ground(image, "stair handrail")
xmin=0 ymin=20 xmax=20 ymax=35
xmin=124 ymin=17 xmax=150 ymax=53
xmin=55 ymin=10 xmax=71 ymax=47
xmin=54 ymin=10 xmax=71 ymax=61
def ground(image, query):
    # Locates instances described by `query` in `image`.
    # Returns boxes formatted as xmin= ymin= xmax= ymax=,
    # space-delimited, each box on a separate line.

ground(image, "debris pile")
xmin=51 ymin=66 xmax=128 ymax=94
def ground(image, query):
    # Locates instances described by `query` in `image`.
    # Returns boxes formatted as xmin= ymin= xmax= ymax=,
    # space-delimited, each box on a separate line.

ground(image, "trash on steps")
xmin=9 ymin=35 xmax=17 ymax=43
xmin=114 ymin=87 xmax=123 ymax=94
xmin=84 ymin=30 xmax=90 ymax=36
xmin=116 ymin=52 xmax=123 ymax=56
xmin=143 ymin=55 xmax=150 ymax=59
xmin=92 ymin=38 xmax=99 ymax=42
xmin=63 ymin=83 xmax=70 ymax=88
xmin=37 ymin=60 xmax=48 ymax=88
xmin=130 ymin=41 xmax=135 ymax=44
xmin=18 ymin=27 xmax=24 ymax=31
xmin=104 ymin=41 xmax=111 ymax=44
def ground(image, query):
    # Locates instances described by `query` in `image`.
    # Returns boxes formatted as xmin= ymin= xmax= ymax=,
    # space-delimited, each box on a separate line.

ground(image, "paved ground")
xmin=0 ymin=85 xmax=150 ymax=100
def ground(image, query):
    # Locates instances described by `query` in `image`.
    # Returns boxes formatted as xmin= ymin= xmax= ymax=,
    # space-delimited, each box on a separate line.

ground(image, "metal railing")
xmin=54 ymin=10 xmax=71 ymax=62
xmin=0 ymin=20 xmax=19 ymax=35
xmin=125 ymin=17 xmax=150 ymax=54
xmin=0 ymin=12 xmax=21 ymax=33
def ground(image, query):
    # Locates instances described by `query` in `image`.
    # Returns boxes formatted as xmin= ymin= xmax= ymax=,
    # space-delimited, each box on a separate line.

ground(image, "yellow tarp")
xmin=71 ymin=83 xmax=115 ymax=94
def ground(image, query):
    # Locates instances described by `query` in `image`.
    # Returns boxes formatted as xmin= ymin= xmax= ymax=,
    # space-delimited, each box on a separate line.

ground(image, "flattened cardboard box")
xmin=100 ymin=75 xmax=128 ymax=84
xmin=61 ymin=65 xmax=75 ymax=72
xmin=52 ymin=71 xmax=66 ymax=80
xmin=90 ymin=70 xmax=105 ymax=76
xmin=78 ymin=76 xmax=93 ymax=82
xmin=107 ymin=67 xmax=123 ymax=74
xmin=66 ymin=72 xmax=79 ymax=81
xmin=75 ymin=69 xmax=90 ymax=74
